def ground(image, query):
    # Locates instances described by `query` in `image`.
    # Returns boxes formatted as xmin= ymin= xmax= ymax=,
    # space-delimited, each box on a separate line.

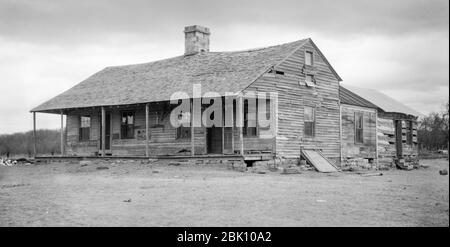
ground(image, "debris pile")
xmin=0 ymin=158 xmax=34 ymax=166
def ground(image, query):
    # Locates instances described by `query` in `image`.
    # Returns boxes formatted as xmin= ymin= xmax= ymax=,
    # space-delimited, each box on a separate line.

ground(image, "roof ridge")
xmin=103 ymin=39 xmax=309 ymax=70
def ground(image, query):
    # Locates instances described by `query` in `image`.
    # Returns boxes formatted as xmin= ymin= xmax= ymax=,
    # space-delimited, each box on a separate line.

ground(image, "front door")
xmin=100 ymin=113 xmax=111 ymax=151
xmin=207 ymin=127 xmax=222 ymax=154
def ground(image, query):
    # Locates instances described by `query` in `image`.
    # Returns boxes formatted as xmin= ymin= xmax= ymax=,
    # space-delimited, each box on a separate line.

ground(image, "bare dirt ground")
xmin=0 ymin=158 xmax=448 ymax=227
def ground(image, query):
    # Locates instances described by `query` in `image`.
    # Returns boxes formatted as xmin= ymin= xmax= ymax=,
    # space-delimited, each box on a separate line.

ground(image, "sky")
xmin=0 ymin=0 xmax=448 ymax=134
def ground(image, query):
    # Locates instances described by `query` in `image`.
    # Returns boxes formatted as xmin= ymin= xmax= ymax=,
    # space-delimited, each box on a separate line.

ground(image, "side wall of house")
xmin=247 ymin=40 xmax=341 ymax=163
xmin=340 ymin=104 xmax=377 ymax=160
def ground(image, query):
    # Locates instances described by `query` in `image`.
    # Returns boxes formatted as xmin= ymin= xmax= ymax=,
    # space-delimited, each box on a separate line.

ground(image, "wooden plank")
xmin=302 ymin=150 xmax=338 ymax=173
xmin=145 ymin=103 xmax=149 ymax=157
xmin=101 ymin=106 xmax=106 ymax=156
xmin=33 ymin=112 xmax=37 ymax=157
xmin=60 ymin=111 xmax=64 ymax=156
xmin=239 ymin=95 xmax=244 ymax=155
xmin=191 ymin=99 xmax=195 ymax=156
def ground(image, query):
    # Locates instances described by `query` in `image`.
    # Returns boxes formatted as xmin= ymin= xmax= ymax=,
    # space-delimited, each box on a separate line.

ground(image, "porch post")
xmin=101 ymin=106 xmax=106 ymax=157
xmin=145 ymin=103 xmax=149 ymax=157
xmin=375 ymin=111 xmax=379 ymax=166
xmin=60 ymin=110 xmax=64 ymax=156
xmin=191 ymin=99 xmax=195 ymax=157
xmin=222 ymin=100 xmax=225 ymax=154
xmin=239 ymin=95 xmax=244 ymax=155
xmin=33 ymin=112 xmax=37 ymax=158
xmin=231 ymin=101 xmax=235 ymax=153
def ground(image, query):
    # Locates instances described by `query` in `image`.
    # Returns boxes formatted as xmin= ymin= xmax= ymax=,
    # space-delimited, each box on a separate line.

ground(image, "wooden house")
xmin=31 ymin=25 xmax=343 ymax=165
xmin=339 ymin=85 xmax=421 ymax=169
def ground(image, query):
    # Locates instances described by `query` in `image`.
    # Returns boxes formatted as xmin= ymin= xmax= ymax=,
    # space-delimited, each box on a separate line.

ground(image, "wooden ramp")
xmin=301 ymin=150 xmax=338 ymax=173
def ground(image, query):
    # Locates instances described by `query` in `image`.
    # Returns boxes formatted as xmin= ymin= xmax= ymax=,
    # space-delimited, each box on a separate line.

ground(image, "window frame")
xmin=304 ymin=106 xmax=315 ymax=138
xmin=176 ymin=125 xmax=191 ymax=140
xmin=305 ymin=74 xmax=316 ymax=86
xmin=176 ymin=111 xmax=192 ymax=140
xmin=79 ymin=115 xmax=91 ymax=141
xmin=120 ymin=111 xmax=135 ymax=139
xmin=243 ymin=99 xmax=257 ymax=137
xmin=355 ymin=112 xmax=364 ymax=144
xmin=305 ymin=50 xmax=314 ymax=66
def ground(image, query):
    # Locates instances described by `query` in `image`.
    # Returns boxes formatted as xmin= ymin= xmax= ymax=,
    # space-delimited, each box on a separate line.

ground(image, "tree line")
xmin=417 ymin=101 xmax=449 ymax=151
xmin=0 ymin=129 xmax=61 ymax=158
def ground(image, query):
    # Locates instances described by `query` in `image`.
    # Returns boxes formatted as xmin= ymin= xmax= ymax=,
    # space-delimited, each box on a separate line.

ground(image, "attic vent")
xmin=269 ymin=69 xmax=285 ymax=75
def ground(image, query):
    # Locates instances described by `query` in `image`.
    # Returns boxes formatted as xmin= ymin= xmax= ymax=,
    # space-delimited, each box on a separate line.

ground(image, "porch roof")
xmin=32 ymin=38 xmax=342 ymax=113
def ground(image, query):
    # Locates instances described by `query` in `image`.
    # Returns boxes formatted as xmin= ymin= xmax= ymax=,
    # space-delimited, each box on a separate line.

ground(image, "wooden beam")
xmin=375 ymin=111 xmax=379 ymax=166
xmin=339 ymin=103 xmax=343 ymax=163
xmin=33 ymin=112 xmax=37 ymax=158
xmin=231 ymin=101 xmax=235 ymax=154
xmin=222 ymin=107 xmax=225 ymax=155
xmin=145 ymin=103 xmax=149 ymax=157
xmin=239 ymin=95 xmax=244 ymax=155
xmin=191 ymin=99 xmax=195 ymax=156
xmin=101 ymin=106 xmax=106 ymax=157
xmin=60 ymin=111 xmax=64 ymax=156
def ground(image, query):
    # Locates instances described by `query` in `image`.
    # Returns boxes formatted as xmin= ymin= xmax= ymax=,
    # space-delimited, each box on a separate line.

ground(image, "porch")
xmin=31 ymin=97 xmax=275 ymax=160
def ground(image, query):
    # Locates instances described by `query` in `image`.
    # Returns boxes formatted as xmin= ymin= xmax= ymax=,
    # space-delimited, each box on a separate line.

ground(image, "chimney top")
xmin=184 ymin=25 xmax=210 ymax=35
xmin=184 ymin=25 xmax=210 ymax=55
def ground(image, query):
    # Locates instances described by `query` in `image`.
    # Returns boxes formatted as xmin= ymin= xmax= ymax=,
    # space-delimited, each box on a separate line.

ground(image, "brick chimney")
xmin=184 ymin=25 xmax=210 ymax=55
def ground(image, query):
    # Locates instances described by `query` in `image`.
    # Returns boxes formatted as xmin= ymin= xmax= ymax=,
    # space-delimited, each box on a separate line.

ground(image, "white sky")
xmin=0 ymin=0 xmax=448 ymax=134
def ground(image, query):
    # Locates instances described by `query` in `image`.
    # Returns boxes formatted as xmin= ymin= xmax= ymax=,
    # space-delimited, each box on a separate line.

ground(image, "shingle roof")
xmin=339 ymin=85 xmax=378 ymax=109
xmin=341 ymin=85 xmax=421 ymax=116
xmin=32 ymin=39 xmax=316 ymax=113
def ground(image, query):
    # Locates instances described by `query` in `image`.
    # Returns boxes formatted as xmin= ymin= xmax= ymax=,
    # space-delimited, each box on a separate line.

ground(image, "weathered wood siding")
xmin=246 ymin=40 xmax=341 ymax=161
xmin=64 ymin=40 xmax=341 ymax=159
xmin=377 ymin=112 xmax=419 ymax=166
xmin=66 ymin=109 xmax=100 ymax=156
xmin=341 ymin=104 xmax=377 ymax=159
xmin=377 ymin=116 xmax=396 ymax=165
xmin=65 ymin=104 xmax=206 ymax=156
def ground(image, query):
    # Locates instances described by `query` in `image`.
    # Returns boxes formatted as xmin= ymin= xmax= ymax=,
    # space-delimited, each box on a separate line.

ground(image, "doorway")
xmin=100 ymin=113 xmax=112 ymax=152
xmin=206 ymin=127 xmax=222 ymax=154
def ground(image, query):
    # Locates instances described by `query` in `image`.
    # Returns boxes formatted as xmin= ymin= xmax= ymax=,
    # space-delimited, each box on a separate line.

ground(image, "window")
xmin=79 ymin=116 xmax=91 ymax=141
xmin=305 ymin=74 xmax=315 ymax=86
xmin=121 ymin=112 xmax=134 ymax=139
xmin=355 ymin=113 xmax=364 ymax=143
xmin=176 ymin=126 xmax=191 ymax=139
xmin=406 ymin=121 xmax=413 ymax=145
xmin=243 ymin=100 xmax=257 ymax=136
xmin=176 ymin=111 xmax=191 ymax=139
xmin=305 ymin=51 xmax=313 ymax=66
xmin=304 ymin=107 xmax=315 ymax=138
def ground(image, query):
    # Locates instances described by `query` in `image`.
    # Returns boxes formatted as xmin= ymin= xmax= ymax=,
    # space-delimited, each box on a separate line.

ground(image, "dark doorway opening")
xmin=206 ymin=127 xmax=222 ymax=154
xmin=100 ymin=113 xmax=111 ymax=151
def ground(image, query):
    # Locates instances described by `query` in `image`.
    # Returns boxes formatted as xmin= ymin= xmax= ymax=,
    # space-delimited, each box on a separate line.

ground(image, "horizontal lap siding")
xmin=65 ymin=105 xmax=206 ymax=156
xmin=341 ymin=104 xmax=377 ymax=159
xmin=66 ymin=109 xmax=100 ymax=156
xmin=249 ymin=40 xmax=341 ymax=160
xmin=110 ymin=106 xmax=205 ymax=156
